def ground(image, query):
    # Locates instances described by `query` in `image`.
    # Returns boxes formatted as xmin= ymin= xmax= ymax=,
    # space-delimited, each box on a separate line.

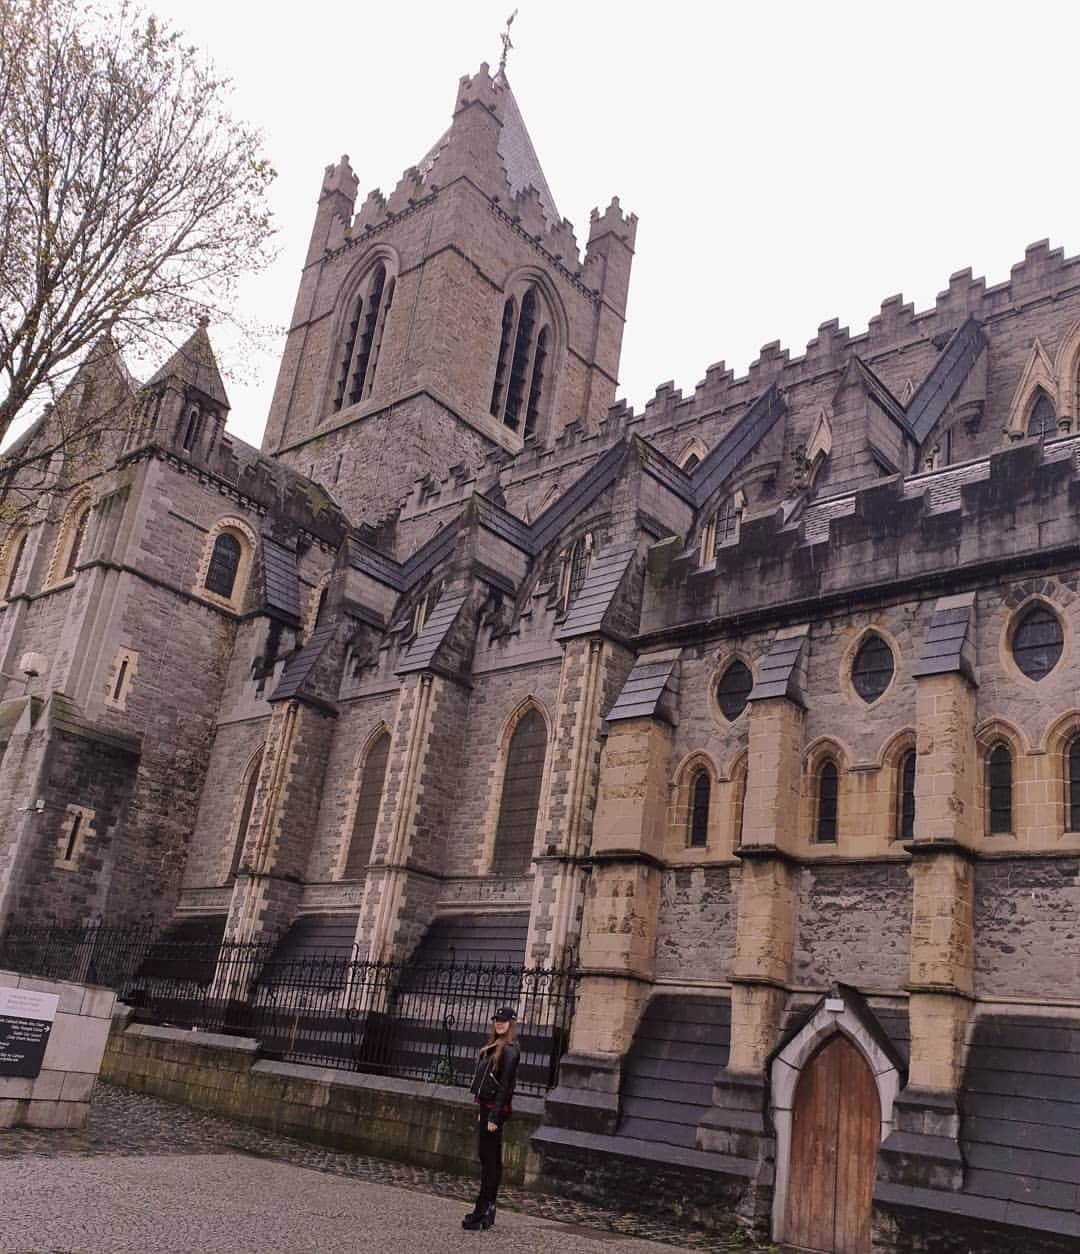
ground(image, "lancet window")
xmin=490 ymin=284 xmax=552 ymax=438
xmin=343 ymin=732 xmax=391 ymax=878
xmin=987 ymin=742 xmax=1013 ymax=835
xmin=1027 ymin=389 xmax=1057 ymax=439
xmin=332 ymin=262 xmax=395 ymax=412
xmin=815 ymin=760 xmax=839 ymax=843
xmin=491 ymin=708 xmax=547 ymax=876
xmin=688 ymin=770 xmax=710 ymax=848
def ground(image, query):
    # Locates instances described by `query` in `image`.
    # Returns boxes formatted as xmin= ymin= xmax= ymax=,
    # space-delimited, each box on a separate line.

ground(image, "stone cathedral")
xmin=3 ymin=60 xmax=1080 ymax=1253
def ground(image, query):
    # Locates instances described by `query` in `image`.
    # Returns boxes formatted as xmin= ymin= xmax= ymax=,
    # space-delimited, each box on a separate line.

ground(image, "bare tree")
xmin=0 ymin=0 xmax=276 ymax=457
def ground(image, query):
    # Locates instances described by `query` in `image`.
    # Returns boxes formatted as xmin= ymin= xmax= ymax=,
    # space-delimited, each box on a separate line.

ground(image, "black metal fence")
xmin=0 ymin=925 xmax=576 ymax=1096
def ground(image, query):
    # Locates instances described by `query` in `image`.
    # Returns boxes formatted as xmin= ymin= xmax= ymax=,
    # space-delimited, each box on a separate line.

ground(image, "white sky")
xmin=74 ymin=2 xmax=1080 ymax=448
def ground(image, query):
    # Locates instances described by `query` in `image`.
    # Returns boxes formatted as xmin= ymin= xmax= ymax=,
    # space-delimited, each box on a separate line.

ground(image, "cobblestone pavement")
xmin=0 ymin=1085 xmax=774 ymax=1253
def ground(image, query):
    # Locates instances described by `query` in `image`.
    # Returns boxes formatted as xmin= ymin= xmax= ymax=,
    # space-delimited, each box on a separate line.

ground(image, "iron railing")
xmin=0 ymin=925 xmax=576 ymax=1096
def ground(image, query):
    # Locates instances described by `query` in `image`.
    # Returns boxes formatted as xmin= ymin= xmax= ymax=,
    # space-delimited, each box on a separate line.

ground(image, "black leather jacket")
xmin=476 ymin=1041 xmax=520 ymax=1129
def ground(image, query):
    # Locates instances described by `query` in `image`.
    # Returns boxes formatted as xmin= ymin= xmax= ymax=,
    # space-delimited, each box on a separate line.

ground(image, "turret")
xmin=305 ymin=155 xmax=359 ymax=267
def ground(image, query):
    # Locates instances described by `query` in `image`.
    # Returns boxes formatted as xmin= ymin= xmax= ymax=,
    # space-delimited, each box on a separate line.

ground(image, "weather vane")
xmin=498 ymin=10 xmax=517 ymax=77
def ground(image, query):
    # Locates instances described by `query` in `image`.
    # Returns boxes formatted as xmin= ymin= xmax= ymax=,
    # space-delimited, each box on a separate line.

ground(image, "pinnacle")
xmin=146 ymin=322 xmax=229 ymax=411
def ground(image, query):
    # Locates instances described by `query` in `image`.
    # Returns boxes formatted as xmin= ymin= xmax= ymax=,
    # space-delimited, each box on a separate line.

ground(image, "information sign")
xmin=0 ymin=987 xmax=59 ymax=1079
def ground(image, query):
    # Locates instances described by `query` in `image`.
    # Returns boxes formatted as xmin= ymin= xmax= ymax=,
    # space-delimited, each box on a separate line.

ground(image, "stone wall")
xmin=103 ymin=1020 xmax=542 ymax=1183
xmin=973 ymin=856 xmax=1080 ymax=999
xmin=654 ymin=865 xmax=737 ymax=982
xmin=793 ymin=862 xmax=912 ymax=992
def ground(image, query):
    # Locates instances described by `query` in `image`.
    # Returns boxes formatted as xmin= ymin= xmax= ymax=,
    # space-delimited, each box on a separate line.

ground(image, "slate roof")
xmin=496 ymin=82 xmax=561 ymax=227
xmin=531 ymin=443 xmax=627 ymax=553
xmin=270 ymin=623 xmax=337 ymax=702
xmin=409 ymin=912 xmax=530 ymax=966
xmin=912 ymin=593 xmax=977 ymax=684
xmin=908 ymin=589 xmax=978 ymax=682
xmin=474 ymin=495 xmax=534 ymax=553
xmin=606 ymin=650 xmax=680 ymax=725
xmin=261 ymin=538 xmax=302 ymax=621
xmin=397 ymin=590 xmax=469 ymax=674
xmin=145 ymin=322 xmax=230 ymax=409
xmin=416 ymin=77 xmax=560 ymax=228
xmin=616 ymin=995 xmax=731 ymax=1150
xmin=905 ymin=316 xmax=987 ymax=444
xmin=957 ymin=1013 xmax=1080 ymax=1238
xmin=556 ymin=545 xmax=636 ymax=641
xmin=854 ymin=357 xmax=915 ymax=438
xmin=691 ymin=385 xmax=786 ymax=507
xmin=748 ymin=627 xmax=808 ymax=706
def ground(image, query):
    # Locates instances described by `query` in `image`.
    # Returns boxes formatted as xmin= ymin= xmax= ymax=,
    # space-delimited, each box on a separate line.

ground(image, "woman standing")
xmin=464 ymin=1006 xmax=520 ymax=1230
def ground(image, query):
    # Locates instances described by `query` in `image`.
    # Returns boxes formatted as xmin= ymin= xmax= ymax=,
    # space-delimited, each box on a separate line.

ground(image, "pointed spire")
xmin=146 ymin=319 xmax=230 ymax=410
xmin=407 ymin=60 xmax=564 ymax=232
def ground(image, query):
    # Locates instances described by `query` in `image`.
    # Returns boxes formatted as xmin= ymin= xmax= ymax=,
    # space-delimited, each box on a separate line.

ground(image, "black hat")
xmin=492 ymin=1006 xmax=517 ymax=1022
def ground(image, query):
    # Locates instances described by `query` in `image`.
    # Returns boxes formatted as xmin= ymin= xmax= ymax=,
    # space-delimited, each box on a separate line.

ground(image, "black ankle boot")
xmin=462 ymin=1200 xmax=487 ymax=1231
xmin=483 ymin=1203 xmax=496 ymax=1229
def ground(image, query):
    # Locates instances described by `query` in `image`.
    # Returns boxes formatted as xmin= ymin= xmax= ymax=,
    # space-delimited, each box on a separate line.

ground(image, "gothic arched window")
xmin=1027 ymin=389 xmax=1057 ymax=439
xmin=987 ymin=742 xmax=1013 ymax=835
xmin=230 ymin=747 xmax=264 ymax=877
xmin=897 ymin=750 xmax=916 ymax=841
xmin=181 ymin=404 xmax=202 ymax=451
xmin=2 ymin=529 xmax=27 ymax=600
xmin=332 ymin=262 xmax=395 ymax=412
xmin=205 ymin=532 xmax=242 ymax=599
xmin=1068 ymin=739 xmax=1080 ymax=833
xmin=816 ymin=759 xmax=839 ymax=843
xmin=343 ymin=731 xmax=391 ymax=878
xmin=491 ymin=708 xmax=547 ymax=875
xmin=688 ymin=770 xmax=710 ymax=847
xmin=559 ymin=534 xmax=593 ymax=613
xmin=61 ymin=504 xmax=91 ymax=580
xmin=490 ymin=285 xmax=552 ymax=437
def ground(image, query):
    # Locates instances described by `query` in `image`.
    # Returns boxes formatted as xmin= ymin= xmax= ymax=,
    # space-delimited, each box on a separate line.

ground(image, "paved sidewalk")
xmin=0 ymin=1085 xmax=771 ymax=1253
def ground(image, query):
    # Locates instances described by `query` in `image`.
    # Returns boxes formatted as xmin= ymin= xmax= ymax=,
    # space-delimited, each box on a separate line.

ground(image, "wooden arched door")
xmin=783 ymin=1034 xmax=880 ymax=1254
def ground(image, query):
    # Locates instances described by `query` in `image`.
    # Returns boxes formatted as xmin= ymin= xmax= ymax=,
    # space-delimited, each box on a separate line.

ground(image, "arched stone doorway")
xmin=784 ymin=1035 xmax=879 ymax=1252
xmin=770 ymin=994 xmax=902 ymax=1254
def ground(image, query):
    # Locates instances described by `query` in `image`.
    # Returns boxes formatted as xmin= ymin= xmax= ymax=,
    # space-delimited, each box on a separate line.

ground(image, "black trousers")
xmin=476 ymin=1109 xmax=503 ymax=1209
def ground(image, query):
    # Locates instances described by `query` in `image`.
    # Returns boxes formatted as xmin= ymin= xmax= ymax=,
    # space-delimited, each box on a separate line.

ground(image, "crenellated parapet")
xmin=644 ymin=433 xmax=1080 ymax=639
xmin=614 ymin=238 xmax=1080 ymax=466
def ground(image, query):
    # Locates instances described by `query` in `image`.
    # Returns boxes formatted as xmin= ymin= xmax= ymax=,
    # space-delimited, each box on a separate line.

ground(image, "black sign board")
xmin=0 ymin=988 xmax=59 ymax=1079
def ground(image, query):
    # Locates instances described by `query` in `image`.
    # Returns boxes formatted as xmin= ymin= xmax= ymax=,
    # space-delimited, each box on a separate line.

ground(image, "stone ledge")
xmin=123 ymin=1024 xmax=260 ymax=1053
xmin=251 ymin=1059 xmax=543 ymax=1115
xmin=533 ymin=1124 xmax=760 ymax=1179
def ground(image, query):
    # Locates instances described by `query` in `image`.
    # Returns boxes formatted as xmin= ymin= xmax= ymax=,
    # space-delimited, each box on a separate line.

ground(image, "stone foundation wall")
xmin=102 ymin=1020 xmax=542 ymax=1183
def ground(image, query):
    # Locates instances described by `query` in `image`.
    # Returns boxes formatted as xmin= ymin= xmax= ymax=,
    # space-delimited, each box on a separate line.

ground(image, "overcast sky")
xmin=114 ymin=2 xmax=1080 ymax=448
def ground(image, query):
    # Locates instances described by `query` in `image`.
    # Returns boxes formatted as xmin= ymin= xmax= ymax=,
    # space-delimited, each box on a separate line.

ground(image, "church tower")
xmin=260 ymin=63 xmax=636 ymax=531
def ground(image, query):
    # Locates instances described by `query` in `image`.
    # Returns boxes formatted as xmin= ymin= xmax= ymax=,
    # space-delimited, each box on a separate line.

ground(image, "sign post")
xmin=0 ymin=987 xmax=60 ymax=1079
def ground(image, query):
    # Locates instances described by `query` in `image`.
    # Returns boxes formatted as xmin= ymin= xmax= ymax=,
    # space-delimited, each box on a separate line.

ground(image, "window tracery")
xmin=490 ymin=283 xmax=554 ymax=438
xmin=332 ymin=261 xmax=395 ymax=412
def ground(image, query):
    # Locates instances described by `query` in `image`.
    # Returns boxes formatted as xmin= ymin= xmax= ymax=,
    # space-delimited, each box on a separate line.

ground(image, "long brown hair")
xmin=483 ymin=1021 xmax=518 ymax=1065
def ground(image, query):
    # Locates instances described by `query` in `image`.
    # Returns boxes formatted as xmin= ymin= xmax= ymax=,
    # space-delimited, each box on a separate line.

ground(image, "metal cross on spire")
xmin=497 ymin=10 xmax=517 ymax=77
